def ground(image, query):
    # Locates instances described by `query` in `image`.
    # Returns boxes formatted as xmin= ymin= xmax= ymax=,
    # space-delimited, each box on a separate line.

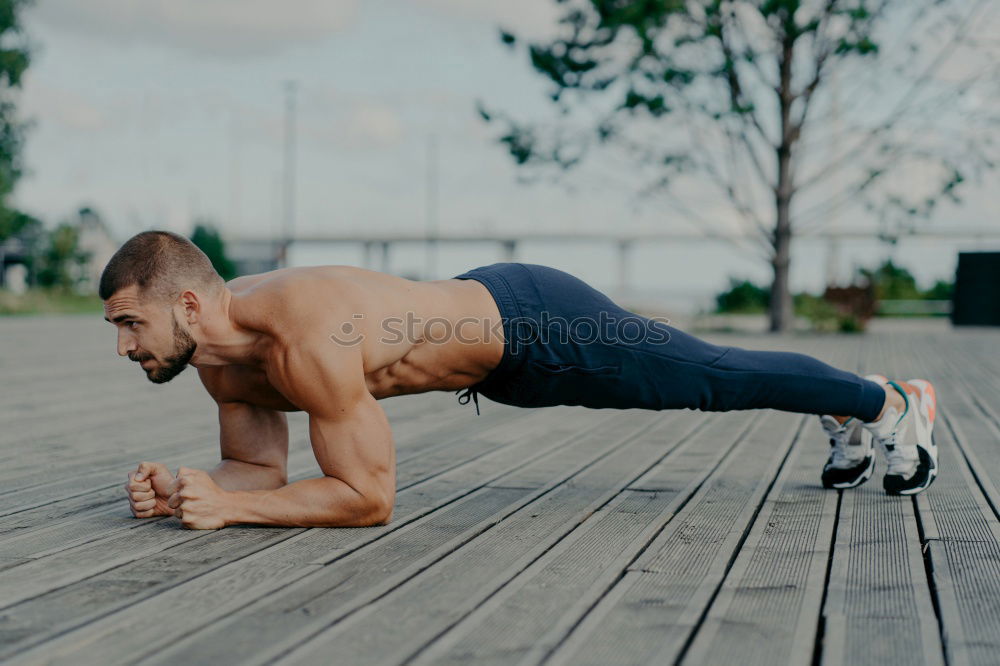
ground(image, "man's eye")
xmin=128 ymin=321 xmax=139 ymax=329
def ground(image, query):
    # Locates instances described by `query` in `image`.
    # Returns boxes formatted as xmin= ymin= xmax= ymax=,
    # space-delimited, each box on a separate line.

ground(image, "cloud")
xmin=348 ymin=103 xmax=404 ymax=146
xmin=30 ymin=0 xmax=359 ymax=58
xmin=297 ymin=100 xmax=405 ymax=151
xmin=19 ymin=78 xmax=109 ymax=131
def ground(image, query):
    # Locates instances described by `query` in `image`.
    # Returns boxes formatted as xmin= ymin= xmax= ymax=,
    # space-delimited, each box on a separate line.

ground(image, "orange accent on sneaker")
xmin=908 ymin=379 xmax=937 ymax=424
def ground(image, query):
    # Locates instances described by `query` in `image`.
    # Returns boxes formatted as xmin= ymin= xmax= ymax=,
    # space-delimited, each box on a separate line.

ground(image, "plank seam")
xmin=912 ymin=494 xmax=951 ymax=666
xmin=939 ymin=406 xmax=1000 ymax=526
xmin=810 ymin=488 xmax=842 ymax=666
xmin=671 ymin=414 xmax=808 ymax=666
xmin=3 ymin=413 xmax=630 ymax=656
xmin=264 ymin=414 xmax=689 ymax=666
xmin=534 ymin=413 xmax=765 ymax=665
xmin=397 ymin=415 xmax=721 ymax=666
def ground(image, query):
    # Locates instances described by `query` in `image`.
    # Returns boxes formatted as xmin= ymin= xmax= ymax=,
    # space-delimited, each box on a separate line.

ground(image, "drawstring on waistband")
xmin=456 ymin=387 xmax=480 ymax=415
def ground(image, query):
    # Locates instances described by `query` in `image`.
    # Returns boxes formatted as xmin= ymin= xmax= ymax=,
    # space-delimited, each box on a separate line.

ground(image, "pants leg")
xmin=509 ymin=324 xmax=886 ymax=422
xmin=457 ymin=262 xmax=886 ymax=422
xmin=618 ymin=338 xmax=888 ymax=421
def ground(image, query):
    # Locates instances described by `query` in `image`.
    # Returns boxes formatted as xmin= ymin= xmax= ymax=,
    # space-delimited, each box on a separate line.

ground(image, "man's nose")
xmin=117 ymin=331 xmax=137 ymax=357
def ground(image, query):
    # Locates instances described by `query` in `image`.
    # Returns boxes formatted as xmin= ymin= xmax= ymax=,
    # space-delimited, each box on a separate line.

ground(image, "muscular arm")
xmin=225 ymin=397 xmax=395 ymax=527
xmin=210 ymin=401 xmax=288 ymax=491
xmin=222 ymin=330 xmax=396 ymax=528
xmin=197 ymin=367 xmax=289 ymax=492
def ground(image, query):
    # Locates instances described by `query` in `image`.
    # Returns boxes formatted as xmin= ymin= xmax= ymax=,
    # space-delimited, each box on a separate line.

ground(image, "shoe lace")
xmin=875 ymin=427 xmax=917 ymax=476
xmin=826 ymin=422 xmax=858 ymax=467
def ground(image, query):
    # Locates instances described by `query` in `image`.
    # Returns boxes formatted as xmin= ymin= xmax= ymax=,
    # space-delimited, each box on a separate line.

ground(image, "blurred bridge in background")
xmin=227 ymin=225 xmax=1000 ymax=293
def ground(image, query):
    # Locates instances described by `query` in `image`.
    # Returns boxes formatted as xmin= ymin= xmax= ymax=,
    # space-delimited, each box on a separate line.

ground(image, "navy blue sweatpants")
xmin=453 ymin=262 xmax=885 ymax=421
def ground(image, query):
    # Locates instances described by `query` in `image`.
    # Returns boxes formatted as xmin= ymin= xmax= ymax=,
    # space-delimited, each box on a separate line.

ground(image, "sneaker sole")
xmin=827 ymin=454 xmax=876 ymax=489
xmin=886 ymin=435 xmax=938 ymax=495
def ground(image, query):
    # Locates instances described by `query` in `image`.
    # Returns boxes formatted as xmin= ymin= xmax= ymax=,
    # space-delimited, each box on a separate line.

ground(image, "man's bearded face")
xmin=128 ymin=313 xmax=197 ymax=384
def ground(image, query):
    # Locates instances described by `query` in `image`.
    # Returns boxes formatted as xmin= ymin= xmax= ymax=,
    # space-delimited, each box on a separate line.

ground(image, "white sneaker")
xmin=861 ymin=378 xmax=938 ymax=495
xmin=820 ymin=415 xmax=875 ymax=489
xmin=818 ymin=373 xmax=885 ymax=490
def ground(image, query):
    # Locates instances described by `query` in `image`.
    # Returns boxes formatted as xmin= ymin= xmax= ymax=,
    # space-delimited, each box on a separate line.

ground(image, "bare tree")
xmin=481 ymin=0 xmax=1000 ymax=331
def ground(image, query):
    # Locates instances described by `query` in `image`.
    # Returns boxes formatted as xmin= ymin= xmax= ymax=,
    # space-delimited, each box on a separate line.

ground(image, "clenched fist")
xmin=167 ymin=467 xmax=230 ymax=530
xmin=125 ymin=461 xmax=176 ymax=518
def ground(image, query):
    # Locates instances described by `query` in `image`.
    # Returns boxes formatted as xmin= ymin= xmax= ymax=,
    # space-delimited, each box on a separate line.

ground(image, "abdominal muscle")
xmin=361 ymin=278 xmax=505 ymax=399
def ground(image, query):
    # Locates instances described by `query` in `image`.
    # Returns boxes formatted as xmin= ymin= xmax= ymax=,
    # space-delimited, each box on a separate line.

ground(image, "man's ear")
xmin=178 ymin=289 xmax=201 ymax=324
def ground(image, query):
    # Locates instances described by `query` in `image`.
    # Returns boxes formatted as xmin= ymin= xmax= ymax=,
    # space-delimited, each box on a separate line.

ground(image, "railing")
xmin=877 ymin=300 xmax=951 ymax=316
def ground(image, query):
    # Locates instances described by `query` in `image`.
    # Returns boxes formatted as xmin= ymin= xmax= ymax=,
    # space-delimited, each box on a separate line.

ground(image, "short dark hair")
xmin=99 ymin=230 xmax=224 ymax=301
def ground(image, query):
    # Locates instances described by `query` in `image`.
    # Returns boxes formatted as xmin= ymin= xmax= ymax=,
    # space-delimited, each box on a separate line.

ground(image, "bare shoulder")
xmin=264 ymin=327 xmax=367 ymax=418
xmin=227 ymin=267 xmax=370 ymax=339
xmin=225 ymin=268 xmax=369 ymax=413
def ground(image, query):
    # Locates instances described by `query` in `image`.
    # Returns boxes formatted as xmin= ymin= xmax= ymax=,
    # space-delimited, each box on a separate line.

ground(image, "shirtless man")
xmin=108 ymin=232 xmax=938 ymax=530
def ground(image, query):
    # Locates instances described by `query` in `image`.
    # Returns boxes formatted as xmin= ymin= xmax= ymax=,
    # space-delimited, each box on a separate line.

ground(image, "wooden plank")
xmin=0 ymin=487 xmax=532 ymax=661
xmin=407 ymin=411 xmax=789 ymax=665
xmin=677 ymin=333 xmax=859 ymax=666
xmin=0 ymin=393 xmax=519 ymax=525
xmin=899 ymin=330 xmax=1000 ymax=666
xmin=0 ymin=407 xmax=625 ymax=661
xmin=0 ymin=398 xmax=511 ymax=540
xmin=0 ymin=403 xmax=535 ymax=560
xmin=7 ymin=320 xmax=995 ymax=665
xmin=916 ymin=413 xmax=1000 ymax=666
xmin=926 ymin=335 xmax=1000 ymax=518
xmin=519 ymin=335 xmax=837 ymax=666
xmin=0 ymin=448 xmax=321 ymax=559
xmin=822 ymin=484 xmax=943 ymax=666
xmin=542 ymin=410 xmax=802 ymax=666
xmin=819 ymin=331 xmax=944 ymax=666
xmin=681 ymin=418 xmax=837 ymax=665
xmin=213 ymin=411 xmax=716 ymax=666
xmin=9 ymin=409 xmax=668 ymax=665
xmin=156 ymin=409 xmax=719 ymax=666
xmin=0 ymin=404 xmax=580 ymax=608
xmin=0 ymin=385 xmax=486 ymax=495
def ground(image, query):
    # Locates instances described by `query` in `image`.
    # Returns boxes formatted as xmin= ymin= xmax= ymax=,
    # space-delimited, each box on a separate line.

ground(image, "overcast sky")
xmin=11 ymin=0 xmax=999 ymax=307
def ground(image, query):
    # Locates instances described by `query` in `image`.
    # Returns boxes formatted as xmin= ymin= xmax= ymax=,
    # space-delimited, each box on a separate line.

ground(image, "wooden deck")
xmin=2 ymin=315 xmax=1000 ymax=665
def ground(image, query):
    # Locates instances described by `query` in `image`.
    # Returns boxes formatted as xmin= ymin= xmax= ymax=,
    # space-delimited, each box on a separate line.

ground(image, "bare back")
xmin=204 ymin=266 xmax=504 ymax=409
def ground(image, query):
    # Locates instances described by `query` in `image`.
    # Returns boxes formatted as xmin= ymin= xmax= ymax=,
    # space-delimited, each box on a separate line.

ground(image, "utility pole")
xmin=228 ymin=107 xmax=242 ymax=234
xmin=281 ymin=80 xmax=298 ymax=267
xmin=825 ymin=71 xmax=842 ymax=288
xmin=424 ymin=133 xmax=439 ymax=280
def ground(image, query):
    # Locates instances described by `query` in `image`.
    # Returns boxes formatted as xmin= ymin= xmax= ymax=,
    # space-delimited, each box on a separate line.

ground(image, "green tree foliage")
xmin=484 ymin=0 xmax=998 ymax=332
xmin=190 ymin=223 xmax=236 ymax=281
xmin=35 ymin=223 xmax=89 ymax=290
xmin=716 ymin=259 xmax=953 ymax=321
xmin=715 ymin=277 xmax=769 ymax=313
xmin=923 ymin=279 xmax=953 ymax=301
xmin=859 ymin=259 xmax=920 ymax=300
xmin=858 ymin=259 xmax=952 ymax=301
xmin=0 ymin=207 xmax=40 ymax=243
xmin=0 ymin=0 xmax=32 ymax=237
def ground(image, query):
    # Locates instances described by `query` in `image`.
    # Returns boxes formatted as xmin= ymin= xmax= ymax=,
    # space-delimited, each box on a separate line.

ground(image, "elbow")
xmin=318 ymin=479 xmax=394 ymax=527
xmin=358 ymin=488 xmax=394 ymax=526
xmin=366 ymin=511 xmax=392 ymax=527
xmin=365 ymin=497 xmax=394 ymax=526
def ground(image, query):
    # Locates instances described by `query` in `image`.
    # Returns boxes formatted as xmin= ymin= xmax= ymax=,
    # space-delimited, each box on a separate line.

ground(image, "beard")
xmin=132 ymin=315 xmax=197 ymax=384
